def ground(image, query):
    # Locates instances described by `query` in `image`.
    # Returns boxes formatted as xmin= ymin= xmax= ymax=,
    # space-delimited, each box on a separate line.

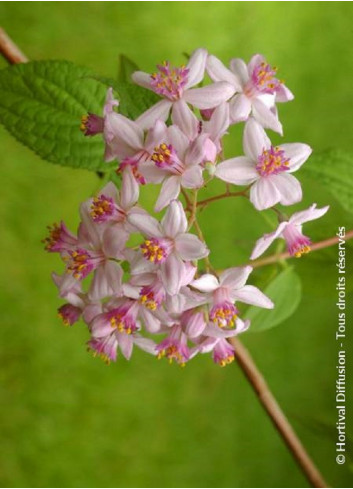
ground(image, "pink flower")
xmin=156 ymin=324 xmax=191 ymax=366
xmin=251 ymin=203 xmax=330 ymax=259
xmin=191 ymin=266 xmax=273 ymax=336
xmin=132 ymin=48 xmax=235 ymax=130
xmin=128 ymin=200 xmax=209 ymax=295
xmin=215 ymin=119 xmax=312 ymax=210
xmin=43 ymin=221 xmax=78 ymax=253
xmin=207 ymin=53 xmax=294 ymax=134
xmin=149 ymin=126 xmax=208 ymax=211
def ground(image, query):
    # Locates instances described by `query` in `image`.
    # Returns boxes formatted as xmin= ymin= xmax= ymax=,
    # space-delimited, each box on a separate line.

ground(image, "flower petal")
xmin=250 ymin=222 xmax=288 ymax=260
xmin=175 ymin=233 xmax=209 ymax=260
xmin=154 ymin=176 xmax=181 ymax=212
xmin=108 ymin=113 xmax=144 ymax=150
xmin=250 ymin=177 xmax=281 ymax=210
xmin=136 ymin=100 xmax=172 ymax=130
xmin=171 ymin=99 xmax=199 ymax=140
xmin=206 ymin=55 xmax=241 ymax=89
xmin=160 ymin=254 xmax=185 ymax=295
xmin=220 ymin=266 xmax=253 ymax=289
xmin=243 ymin=118 xmax=271 ymax=161
xmin=120 ymin=166 xmax=139 ymax=209
xmin=183 ymin=82 xmax=235 ymax=110
xmin=127 ymin=213 xmax=163 ymax=238
xmin=161 ymin=199 xmax=187 ymax=237
xmin=232 ymin=285 xmax=274 ymax=309
xmin=275 ymin=84 xmax=294 ymax=103
xmin=229 ymin=94 xmax=252 ymax=124
xmin=252 ymin=98 xmax=283 ymax=135
xmin=102 ymin=224 xmax=129 ymax=258
xmin=167 ymin=124 xmax=190 ymax=156
xmin=272 ymin=173 xmax=302 ymax=206
xmin=229 ymin=57 xmax=250 ymax=86
xmin=191 ymin=274 xmax=219 ymax=292
xmin=185 ymin=48 xmax=208 ymax=89
xmin=181 ymin=166 xmax=203 ymax=188
xmin=290 ymin=203 xmax=330 ymax=226
xmin=118 ymin=333 xmax=134 ymax=360
xmin=131 ymin=71 xmax=153 ymax=90
xmin=280 ymin=143 xmax=312 ymax=172
xmin=215 ymin=156 xmax=258 ymax=185
xmin=89 ymin=261 xmax=123 ymax=301
xmin=205 ymin=102 xmax=230 ymax=141
xmin=134 ymin=335 xmax=157 ymax=354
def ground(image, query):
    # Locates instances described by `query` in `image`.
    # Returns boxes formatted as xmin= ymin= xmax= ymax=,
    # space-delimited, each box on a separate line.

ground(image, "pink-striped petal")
xmin=181 ymin=166 xmax=203 ymax=188
xmin=131 ymin=71 xmax=153 ymax=90
xmin=128 ymin=213 xmax=163 ymax=238
xmin=121 ymin=166 xmax=139 ymax=209
xmin=160 ymin=253 xmax=185 ymax=295
xmin=289 ymin=204 xmax=330 ymax=226
xmin=219 ymin=266 xmax=253 ymax=289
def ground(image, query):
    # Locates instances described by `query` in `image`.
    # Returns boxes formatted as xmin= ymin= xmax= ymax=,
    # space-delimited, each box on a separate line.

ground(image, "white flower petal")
xmin=135 ymin=100 xmax=172 ymax=130
xmin=252 ymin=98 xmax=283 ymax=135
xmin=175 ymin=233 xmax=209 ymax=260
xmin=229 ymin=94 xmax=252 ymax=124
xmin=220 ymin=266 xmax=253 ymax=289
xmin=232 ymin=285 xmax=274 ymax=309
xmin=131 ymin=71 xmax=153 ymax=90
xmin=289 ymin=204 xmax=330 ymax=226
xmin=229 ymin=57 xmax=250 ymax=86
xmin=206 ymin=55 xmax=241 ymax=89
xmin=272 ymin=173 xmax=303 ymax=206
xmin=160 ymin=254 xmax=185 ymax=295
xmin=185 ymin=48 xmax=208 ymax=89
xmin=250 ymin=222 xmax=288 ymax=260
xmin=243 ymin=118 xmax=271 ymax=161
xmin=191 ymin=274 xmax=219 ymax=292
xmin=280 ymin=143 xmax=312 ymax=173
xmin=154 ymin=176 xmax=181 ymax=212
xmin=161 ymin=199 xmax=187 ymax=237
xmin=215 ymin=156 xmax=258 ymax=185
xmin=183 ymin=82 xmax=235 ymax=110
xmin=127 ymin=213 xmax=163 ymax=238
xmin=120 ymin=166 xmax=139 ymax=209
xmin=171 ymin=99 xmax=199 ymax=140
xmin=250 ymin=178 xmax=281 ymax=210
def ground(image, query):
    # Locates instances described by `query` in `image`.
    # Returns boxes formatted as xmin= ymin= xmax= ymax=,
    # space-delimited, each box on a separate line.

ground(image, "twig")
xmin=0 ymin=28 xmax=28 ymax=64
xmin=251 ymin=229 xmax=353 ymax=269
xmin=197 ymin=188 xmax=249 ymax=208
xmin=229 ymin=338 xmax=328 ymax=488
xmin=1 ymin=27 xmax=330 ymax=488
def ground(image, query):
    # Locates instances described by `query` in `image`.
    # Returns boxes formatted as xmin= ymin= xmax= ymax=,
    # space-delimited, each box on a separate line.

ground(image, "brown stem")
xmin=229 ymin=338 xmax=328 ymax=488
xmin=197 ymin=188 xmax=249 ymax=208
xmin=251 ymin=229 xmax=353 ymax=269
xmin=0 ymin=28 xmax=28 ymax=64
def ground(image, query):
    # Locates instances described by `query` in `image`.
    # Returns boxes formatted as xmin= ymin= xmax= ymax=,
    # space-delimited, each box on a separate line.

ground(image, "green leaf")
xmin=0 ymin=60 xmax=113 ymax=171
xmin=118 ymin=54 xmax=139 ymax=83
xmin=114 ymin=82 xmax=160 ymax=120
xmin=303 ymin=149 xmax=353 ymax=215
xmin=246 ymin=267 xmax=302 ymax=333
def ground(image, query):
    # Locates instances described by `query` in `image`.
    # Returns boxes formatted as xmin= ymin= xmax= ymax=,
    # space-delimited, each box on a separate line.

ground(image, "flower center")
xmin=139 ymin=283 xmax=165 ymax=310
xmin=151 ymin=143 xmax=184 ymax=174
xmin=210 ymin=301 xmax=238 ymax=329
xmin=58 ymin=304 xmax=81 ymax=326
xmin=80 ymin=113 xmax=104 ymax=136
xmin=282 ymin=224 xmax=311 ymax=258
xmin=66 ymin=248 xmax=103 ymax=280
xmin=108 ymin=305 xmax=138 ymax=334
xmin=140 ymin=238 xmax=172 ymax=264
xmin=251 ymin=61 xmax=282 ymax=94
xmin=90 ymin=195 xmax=124 ymax=223
xmin=151 ymin=61 xmax=189 ymax=101
xmin=256 ymin=146 xmax=290 ymax=177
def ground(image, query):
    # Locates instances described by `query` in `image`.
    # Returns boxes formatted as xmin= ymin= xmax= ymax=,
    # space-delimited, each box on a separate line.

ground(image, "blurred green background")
xmin=0 ymin=2 xmax=352 ymax=487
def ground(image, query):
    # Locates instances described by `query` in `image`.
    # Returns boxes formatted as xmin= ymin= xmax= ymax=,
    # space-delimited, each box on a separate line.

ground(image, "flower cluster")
xmin=46 ymin=48 xmax=329 ymax=367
